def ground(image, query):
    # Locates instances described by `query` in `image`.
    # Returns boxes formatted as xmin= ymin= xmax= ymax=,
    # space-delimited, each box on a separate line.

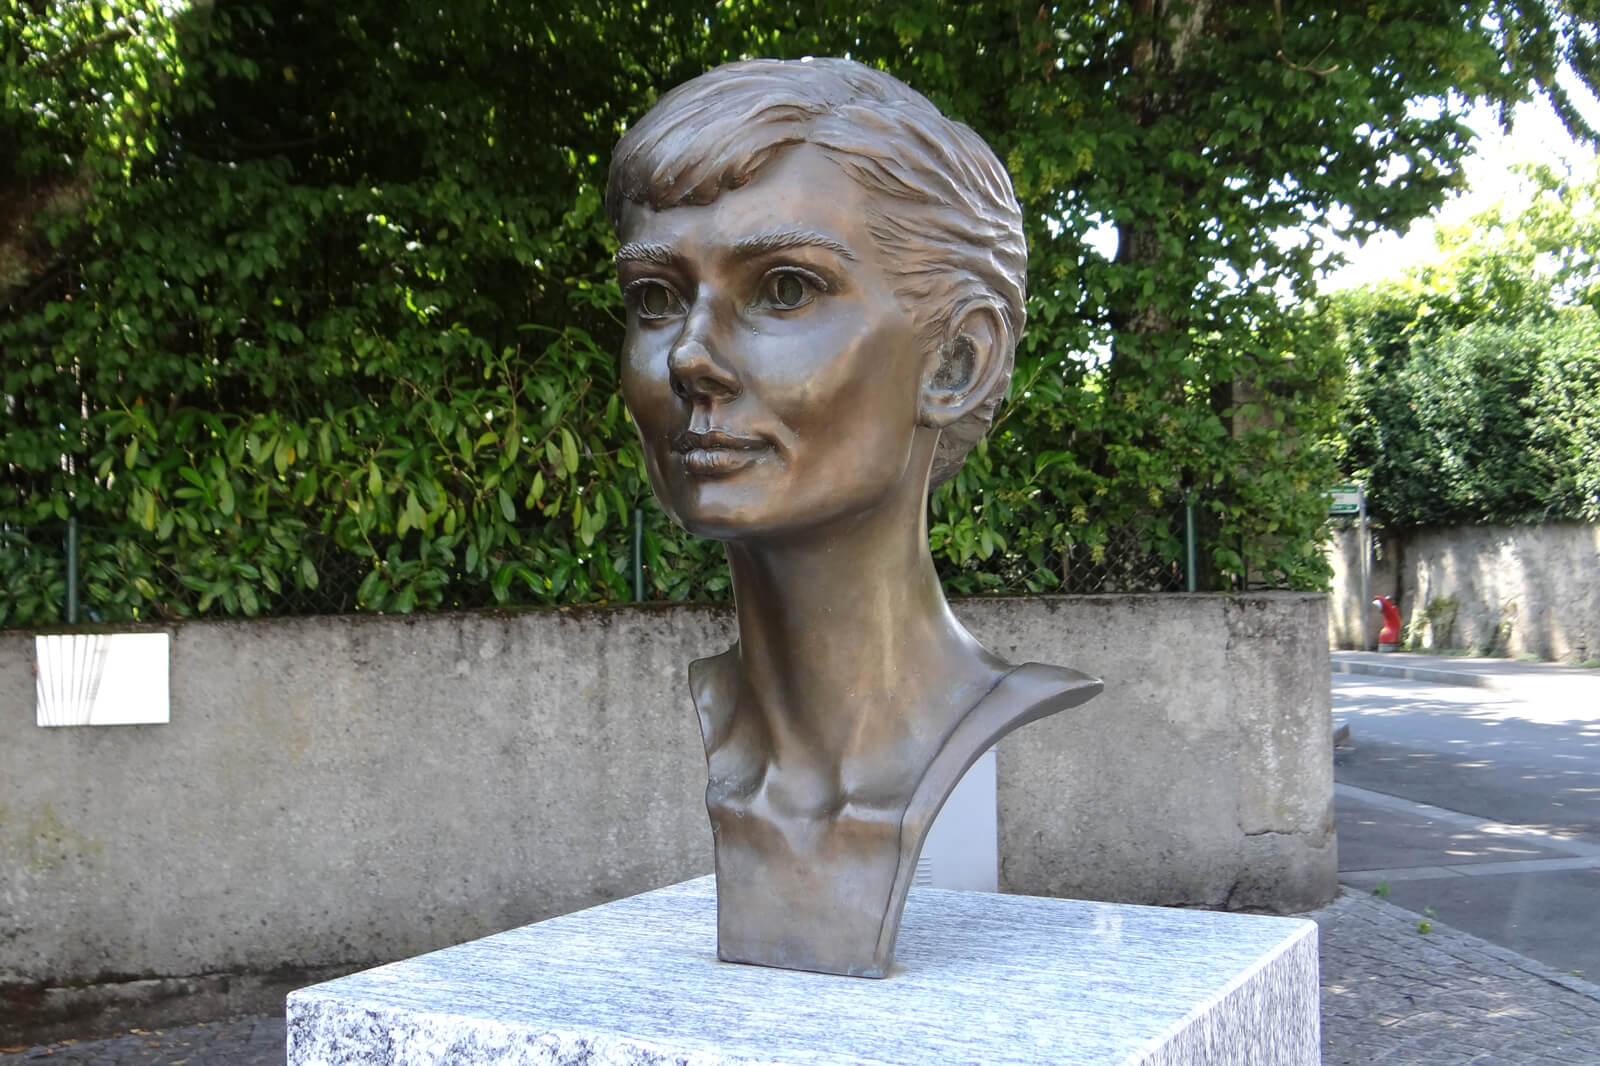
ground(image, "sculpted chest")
xmin=691 ymin=652 xmax=1102 ymax=978
xmin=707 ymin=786 xmax=906 ymax=978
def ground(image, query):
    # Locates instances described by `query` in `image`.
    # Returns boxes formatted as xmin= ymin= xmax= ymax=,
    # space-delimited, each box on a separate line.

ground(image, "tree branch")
xmin=29 ymin=27 xmax=134 ymax=77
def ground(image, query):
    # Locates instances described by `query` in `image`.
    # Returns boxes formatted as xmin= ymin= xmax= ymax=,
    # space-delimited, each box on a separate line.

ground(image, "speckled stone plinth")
xmin=287 ymin=877 xmax=1318 ymax=1066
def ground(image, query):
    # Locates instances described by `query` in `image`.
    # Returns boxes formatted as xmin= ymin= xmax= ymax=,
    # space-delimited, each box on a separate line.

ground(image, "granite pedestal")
xmin=287 ymin=877 xmax=1318 ymax=1066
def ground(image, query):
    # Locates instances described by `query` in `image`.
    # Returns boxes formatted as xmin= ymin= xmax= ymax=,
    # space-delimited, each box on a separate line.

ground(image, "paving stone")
xmin=1316 ymin=889 xmax=1600 ymax=1065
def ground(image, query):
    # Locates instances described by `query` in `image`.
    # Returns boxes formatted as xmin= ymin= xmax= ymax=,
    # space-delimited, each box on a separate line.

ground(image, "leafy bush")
xmin=1341 ymin=308 xmax=1600 ymax=526
xmin=8 ymin=0 xmax=1579 ymax=626
xmin=1334 ymin=162 xmax=1600 ymax=528
xmin=1 ymin=2 xmax=732 ymax=624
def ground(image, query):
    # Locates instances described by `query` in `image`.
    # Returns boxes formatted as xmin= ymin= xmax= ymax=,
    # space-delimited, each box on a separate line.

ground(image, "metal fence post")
xmin=1359 ymin=491 xmax=1371 ymax=652
xmin=1183 ymin=492 xmax=1197 ymax=593
xmin=65 ymin=516 xmax=80 ymax=625
xmin=633 ymin=507 xmax=645 ymax=602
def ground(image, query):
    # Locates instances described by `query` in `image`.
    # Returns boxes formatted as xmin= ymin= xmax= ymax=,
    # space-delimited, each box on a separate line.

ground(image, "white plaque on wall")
xmin=34 ymin=632 xmax=171 ymax=727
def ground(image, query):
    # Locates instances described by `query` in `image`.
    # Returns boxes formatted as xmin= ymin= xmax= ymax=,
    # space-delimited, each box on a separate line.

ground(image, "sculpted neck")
xmin=721 ymin=481 xmax=1007 ymax=782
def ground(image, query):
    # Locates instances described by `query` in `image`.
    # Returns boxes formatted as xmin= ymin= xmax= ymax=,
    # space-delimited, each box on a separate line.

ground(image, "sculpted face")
xmin=616 ymin=144 xmax=934 ymax=541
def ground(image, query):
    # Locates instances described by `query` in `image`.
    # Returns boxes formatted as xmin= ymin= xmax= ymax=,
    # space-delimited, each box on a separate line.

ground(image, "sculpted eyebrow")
xmin=733 ymin=230 xmax=857 ymax=261
xmin=614 ymin=242 xmax=677 ymax=267
xmin=614 ymin=231 xmax=857 ymax=268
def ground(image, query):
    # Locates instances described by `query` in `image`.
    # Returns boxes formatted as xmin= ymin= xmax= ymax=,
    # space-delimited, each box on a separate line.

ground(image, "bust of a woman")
xmin=606 ymin=58 xmax=1100 ymax=978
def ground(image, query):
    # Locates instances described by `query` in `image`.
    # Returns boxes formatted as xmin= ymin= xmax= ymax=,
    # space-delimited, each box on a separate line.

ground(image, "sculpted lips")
xmin=671 ymin=429 xmax=773 ymax=477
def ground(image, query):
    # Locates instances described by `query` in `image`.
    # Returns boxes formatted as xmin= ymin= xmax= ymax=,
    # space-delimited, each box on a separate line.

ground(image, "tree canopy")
xmin=4 ymin=1 xmax=1598 ymax=625
xmin=1333 ymin=161 xmax=1600 ymax=527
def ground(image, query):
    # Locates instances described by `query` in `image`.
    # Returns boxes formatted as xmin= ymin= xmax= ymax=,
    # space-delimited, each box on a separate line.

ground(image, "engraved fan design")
xmin=34 ymin=634 xmax=114 ymax=726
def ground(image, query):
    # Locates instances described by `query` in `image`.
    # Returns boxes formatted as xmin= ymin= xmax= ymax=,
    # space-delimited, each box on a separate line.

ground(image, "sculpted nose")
xmin=667 ymin=317 xmax=740 ymax=404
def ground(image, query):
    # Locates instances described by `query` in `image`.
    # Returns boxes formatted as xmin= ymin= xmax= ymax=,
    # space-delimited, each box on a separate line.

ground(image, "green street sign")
xmin=1327 ymin=484 xmax=1363 ymax=516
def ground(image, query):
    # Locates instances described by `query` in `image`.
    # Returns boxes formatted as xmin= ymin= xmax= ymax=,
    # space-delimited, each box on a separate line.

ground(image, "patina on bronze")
xmin=606 ymin=58 xmax=1102 ymax=979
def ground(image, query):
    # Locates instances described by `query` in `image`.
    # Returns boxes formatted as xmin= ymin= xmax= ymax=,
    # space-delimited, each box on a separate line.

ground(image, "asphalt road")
xmin=1333 ymin=672 xmax=1600 ymax=981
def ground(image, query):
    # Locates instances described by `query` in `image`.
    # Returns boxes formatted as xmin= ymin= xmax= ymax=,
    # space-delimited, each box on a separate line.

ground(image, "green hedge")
xmin=11 ymin=0 xmax=1556 ymax=625
xmin=1340 ymin=308 xmax=1600 ymax=527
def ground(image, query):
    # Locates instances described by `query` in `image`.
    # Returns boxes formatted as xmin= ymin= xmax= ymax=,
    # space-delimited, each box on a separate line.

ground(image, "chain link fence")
xmin=1053 ymin=513 xmax=1192 ymax=594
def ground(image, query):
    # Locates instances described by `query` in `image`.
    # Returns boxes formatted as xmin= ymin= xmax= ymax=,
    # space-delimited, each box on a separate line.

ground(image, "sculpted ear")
xmin=919 ymin=302 xmax=1008 ymax=429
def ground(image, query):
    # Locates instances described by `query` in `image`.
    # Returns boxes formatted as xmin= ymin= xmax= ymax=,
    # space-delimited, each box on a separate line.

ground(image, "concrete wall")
xmin=979 ymin=595 xmax=1333 ymax=912
xmin=1324 ymin=526 xmax=1400 ymax=650
xmin=1327 ymin=523 xmax=1600 ymax=661
xmin=2 ymin=593 xmax=1333 ymax=1041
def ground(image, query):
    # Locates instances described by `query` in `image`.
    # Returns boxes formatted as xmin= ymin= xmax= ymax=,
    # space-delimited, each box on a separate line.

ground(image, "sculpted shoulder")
xmin=902 ymin=661 xmax=1102 ymax=835
xmin=981 ymin=661 xmax=1104 ymax=734
xmin=687 ymin=646 xmax=741 ymax=758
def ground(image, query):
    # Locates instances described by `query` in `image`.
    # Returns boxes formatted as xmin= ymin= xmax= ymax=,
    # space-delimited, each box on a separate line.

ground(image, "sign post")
xmin=1327 ymin=484 xmax=1369 ymax=651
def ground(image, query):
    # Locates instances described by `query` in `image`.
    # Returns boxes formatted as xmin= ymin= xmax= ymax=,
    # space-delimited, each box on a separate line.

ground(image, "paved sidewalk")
xmin=1316 ymin=889 xmax=1600 ymax=1064
xmin=6 ymin=888 xmax=1600 ymax=1066
xmin=0 ymin=1015 xmax=285 ymax=1066
xmin=1326 ymin=648 xmax=1600 ymax=1062
xmin=1332 ymin=649 xmax=1600 ymax=707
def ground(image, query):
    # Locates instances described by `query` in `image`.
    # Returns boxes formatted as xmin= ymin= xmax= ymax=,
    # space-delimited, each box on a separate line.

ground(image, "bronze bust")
xmin=606 ymin=58 xmax=1101 ymax=978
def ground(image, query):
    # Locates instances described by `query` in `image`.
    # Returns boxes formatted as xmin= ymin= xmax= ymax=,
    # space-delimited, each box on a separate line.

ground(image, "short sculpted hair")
xmin=606 ymin=57 xmax=1027 ymax=487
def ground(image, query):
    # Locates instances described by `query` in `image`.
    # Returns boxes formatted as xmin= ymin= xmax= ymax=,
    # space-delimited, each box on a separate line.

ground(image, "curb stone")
xmin=1331 ymin=651 xmax=1600 ymax=697
xmin=1331 ymin=658 xmax=1501 ymax=689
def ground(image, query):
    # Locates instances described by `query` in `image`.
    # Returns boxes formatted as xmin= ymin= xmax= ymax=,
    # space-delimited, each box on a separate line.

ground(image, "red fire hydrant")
xmin=1373 ymin=596 xmax=1401 ymax=651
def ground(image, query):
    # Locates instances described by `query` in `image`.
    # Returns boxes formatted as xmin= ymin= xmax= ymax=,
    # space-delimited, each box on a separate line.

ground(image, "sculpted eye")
xmin=760 ymin=268 xmax=823 ymax=311
xmin=629 ymin=280 xmax=685 ymax=320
